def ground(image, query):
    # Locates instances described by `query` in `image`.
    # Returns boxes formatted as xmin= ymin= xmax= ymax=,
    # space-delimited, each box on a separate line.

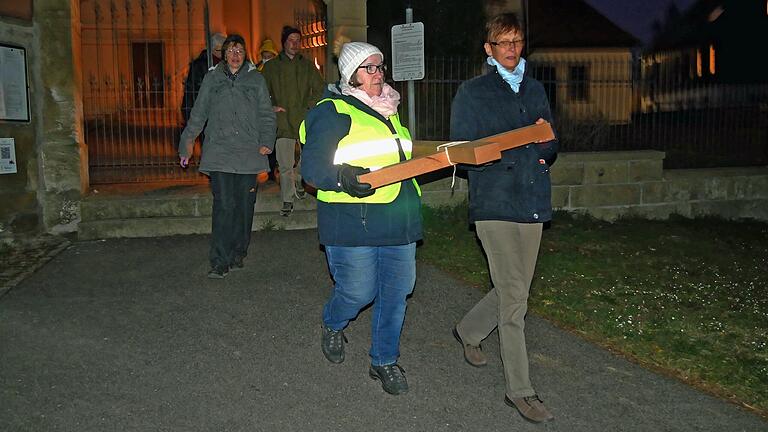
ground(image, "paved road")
xmin=1 ymin=230 xmax=765 ymax=431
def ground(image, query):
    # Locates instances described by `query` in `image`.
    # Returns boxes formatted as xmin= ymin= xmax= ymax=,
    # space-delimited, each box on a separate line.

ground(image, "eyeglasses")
xmin=226 ymin=48 xmax=245 ymax=56
xmin=489 ymin=39 xmax=525 ymax=49
xmin=358 ymin=63 xmax=387 ymax=74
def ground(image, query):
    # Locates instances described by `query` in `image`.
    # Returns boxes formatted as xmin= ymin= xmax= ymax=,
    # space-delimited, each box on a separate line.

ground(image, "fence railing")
xmin=392 ymin=56 xmax=768 ymax=169
xmin=391 ymin=56 xmax=484 ymax=142
xmin=81 ymin=1 xmax=329 ymax=184
xmin=81 ymin=0 xmax=214 ymax=184
xmin=82 ymin=41 xmax=767 ymax=184
xmin=294 ymin=9 xmax=328 ymax=77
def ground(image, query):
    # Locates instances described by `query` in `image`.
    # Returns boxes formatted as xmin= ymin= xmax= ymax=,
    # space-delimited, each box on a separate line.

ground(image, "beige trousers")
xmin=275 ymin=137 xmax=301 ymax=203
xmin=457 ymin=220 xmax=543 ymax=398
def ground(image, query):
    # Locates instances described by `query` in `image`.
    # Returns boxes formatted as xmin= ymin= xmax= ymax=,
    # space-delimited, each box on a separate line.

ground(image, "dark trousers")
xmin=209 ymin=171 xmax=258 ymax=269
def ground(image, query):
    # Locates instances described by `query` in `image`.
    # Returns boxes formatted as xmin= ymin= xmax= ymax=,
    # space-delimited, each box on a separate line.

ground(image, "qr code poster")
xmin=0 ymin=137 xmax=18 ymax=174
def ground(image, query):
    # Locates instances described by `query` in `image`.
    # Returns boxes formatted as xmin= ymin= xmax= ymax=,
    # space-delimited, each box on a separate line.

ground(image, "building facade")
xmin=0 ymin=0 xmax=365 ymax=238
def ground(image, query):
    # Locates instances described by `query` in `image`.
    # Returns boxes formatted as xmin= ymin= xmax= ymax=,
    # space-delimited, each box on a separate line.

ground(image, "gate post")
xmin=35 ymin=0 xmax=87 ymax=232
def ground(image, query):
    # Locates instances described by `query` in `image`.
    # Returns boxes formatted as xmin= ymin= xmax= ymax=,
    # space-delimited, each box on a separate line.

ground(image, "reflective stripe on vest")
xmin=300 ymin=98 xmax=420 ymax=204
xmin=333 ymin=137 xmax=413 ymax=170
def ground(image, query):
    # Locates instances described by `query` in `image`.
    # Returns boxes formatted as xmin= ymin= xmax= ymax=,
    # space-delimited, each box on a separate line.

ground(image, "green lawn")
xmin=418 ymin=203 xmax=768 ymax=416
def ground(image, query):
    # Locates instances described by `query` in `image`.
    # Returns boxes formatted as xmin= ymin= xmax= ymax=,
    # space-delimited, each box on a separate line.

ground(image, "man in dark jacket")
xmin=449 ymin=13 xmax=558 ymax=424
xmin=181 ymin=33 xmax=225 ymax=126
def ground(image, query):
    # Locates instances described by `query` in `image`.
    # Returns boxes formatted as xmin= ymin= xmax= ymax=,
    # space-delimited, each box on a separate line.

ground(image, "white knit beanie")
xmin=338 ymin=42 xmax=384 ymax=84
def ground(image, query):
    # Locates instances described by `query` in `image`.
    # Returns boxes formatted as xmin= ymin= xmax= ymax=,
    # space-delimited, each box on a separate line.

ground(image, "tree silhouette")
xmin=649 ymin=2 xmax=682 ymax=47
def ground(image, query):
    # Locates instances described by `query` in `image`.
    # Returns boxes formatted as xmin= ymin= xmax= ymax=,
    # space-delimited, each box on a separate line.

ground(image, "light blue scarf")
xmin=487 ymin=56 xmax=526 ymax=93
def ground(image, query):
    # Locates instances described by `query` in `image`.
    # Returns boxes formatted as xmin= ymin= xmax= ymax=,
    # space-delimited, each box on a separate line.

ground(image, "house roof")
xmin=526 ymin=0 xmax=639 ymax=49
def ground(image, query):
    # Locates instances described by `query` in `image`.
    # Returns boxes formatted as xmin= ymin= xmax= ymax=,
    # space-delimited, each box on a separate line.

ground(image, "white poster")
xmin=0 ymin=138 xmax=18 ymax=174
xmin=391 ymin=22 xmax=425 ymax=82
xmin=0 ymin=45 xmax=30 ymax=122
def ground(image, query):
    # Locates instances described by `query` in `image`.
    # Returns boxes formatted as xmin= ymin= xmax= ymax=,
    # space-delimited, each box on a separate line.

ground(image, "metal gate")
xmin=80 ymin=1 xmax=328 ymax=184
xmin=294 ymin=9 xmax=327 ymax=77
xmin=80 ymin=0 xmax=212 ymax=184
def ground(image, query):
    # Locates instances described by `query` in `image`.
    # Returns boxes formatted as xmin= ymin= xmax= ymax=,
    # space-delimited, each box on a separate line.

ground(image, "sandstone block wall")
xmin=0 ymin=14 xmax=39 ymax=241
xmin=414 ymin=143 xmax=768 ymax=222
xmin=0 ymin=0 xmax=86 ymax=242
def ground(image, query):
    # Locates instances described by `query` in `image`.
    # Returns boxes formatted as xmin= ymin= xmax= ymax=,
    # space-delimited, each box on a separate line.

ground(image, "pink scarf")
xmin=341 ymin=83 xmax=401 ymax=117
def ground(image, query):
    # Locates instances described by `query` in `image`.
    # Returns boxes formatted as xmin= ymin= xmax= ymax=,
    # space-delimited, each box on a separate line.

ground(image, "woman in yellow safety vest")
xmin=300 ymin=42 xmax=422 ymax=396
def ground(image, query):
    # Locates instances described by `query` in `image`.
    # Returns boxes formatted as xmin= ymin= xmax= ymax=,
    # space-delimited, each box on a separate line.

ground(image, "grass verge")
xmin=418 ymin=202 xmax=768 ymax=417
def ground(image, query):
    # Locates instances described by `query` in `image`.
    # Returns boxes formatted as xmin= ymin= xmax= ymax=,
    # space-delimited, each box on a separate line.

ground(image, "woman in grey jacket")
xmin=178 ymin=34 xmax=276 ymax=279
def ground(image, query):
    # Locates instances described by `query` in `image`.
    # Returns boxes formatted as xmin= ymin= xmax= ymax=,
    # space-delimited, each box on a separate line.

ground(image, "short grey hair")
xmin=210 ymin=32 xmax=226 ymax=48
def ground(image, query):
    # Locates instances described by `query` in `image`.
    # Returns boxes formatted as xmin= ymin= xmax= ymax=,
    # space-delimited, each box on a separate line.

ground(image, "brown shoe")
xmin=452 ymin=326 xmax=487 ymax=367
xmin=505 ymin=394 xmax=554 ymax=423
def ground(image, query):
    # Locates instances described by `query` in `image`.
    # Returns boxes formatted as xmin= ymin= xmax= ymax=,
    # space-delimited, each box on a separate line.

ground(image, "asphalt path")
xmin=1 ymin=230 xmax=765 ymax=431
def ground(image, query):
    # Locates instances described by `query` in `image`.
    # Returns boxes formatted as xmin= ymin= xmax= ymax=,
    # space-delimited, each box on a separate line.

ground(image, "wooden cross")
xmin=358 ymin=121 xmax=556 ymax=189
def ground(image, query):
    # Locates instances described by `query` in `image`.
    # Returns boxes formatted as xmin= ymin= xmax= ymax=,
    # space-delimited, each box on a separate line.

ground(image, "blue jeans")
xmin=209 ymin=171 xmax=257 ymax=269
xmin=323 ymin=243 xmax=417 ymax=366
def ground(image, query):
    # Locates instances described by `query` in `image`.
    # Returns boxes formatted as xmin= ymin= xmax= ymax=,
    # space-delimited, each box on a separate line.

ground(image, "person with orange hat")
xmin=256 ymin=39 xmax=278 ymax=72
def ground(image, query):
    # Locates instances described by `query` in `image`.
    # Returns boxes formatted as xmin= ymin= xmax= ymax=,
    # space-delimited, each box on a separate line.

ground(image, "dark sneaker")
xmin=295 ymin=184 xmax=306 ymax=200
xmin=207 ymin=266 xmax=229 ymax=279
xmin=453 ymin=326 xmax=487 ymax=367
xmin=369 ymin=364 xmax=409 ymax=395
xmin=229 ymin=256 xmax=244 ymax=271
xmin=280 ymin=201 xmax=294 ymax=217
xmin=505 ymin=394 xmax=554 ymax=423
xmin=321 ymin=326 xmax=347 ymax=363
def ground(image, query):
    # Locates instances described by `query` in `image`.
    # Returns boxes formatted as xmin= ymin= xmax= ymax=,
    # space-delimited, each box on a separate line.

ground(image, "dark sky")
xmin=583 ymin=0 xmax=698 ymax=44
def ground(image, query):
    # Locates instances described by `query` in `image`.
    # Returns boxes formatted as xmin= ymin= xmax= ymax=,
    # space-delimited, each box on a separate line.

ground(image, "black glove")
xmin=337 ymin=163 xmax=374 ymax=198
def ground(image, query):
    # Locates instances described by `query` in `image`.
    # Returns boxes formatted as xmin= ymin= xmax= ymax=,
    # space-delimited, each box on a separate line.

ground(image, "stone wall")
xmin=0 ymin=14 xmax=40 ymax=240
xmin=34 ymin=0 xmax=87 ymax=233
xmin=552 ymin=151 xmax=768 ymax=221
xmin=415 ymin=143 xmax=768 ymax=222
xmin=0 ymin=0 xmax=86 ymax=242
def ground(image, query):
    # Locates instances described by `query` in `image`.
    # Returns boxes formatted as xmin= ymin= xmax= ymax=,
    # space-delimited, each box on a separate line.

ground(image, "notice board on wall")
xmin=0 ymin=44 xmax=30 ymax=122
xmin=0 ymin=137 xmax=17 ymax=174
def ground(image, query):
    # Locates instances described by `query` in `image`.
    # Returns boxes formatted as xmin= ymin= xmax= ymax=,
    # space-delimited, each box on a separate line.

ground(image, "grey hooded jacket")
xmin=179 ymin=62 xmax=276 ymax=175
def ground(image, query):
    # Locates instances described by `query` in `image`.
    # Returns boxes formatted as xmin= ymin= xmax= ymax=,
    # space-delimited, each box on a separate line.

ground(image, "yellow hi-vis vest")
xmin=299 ymin=98 xmax=421 ymax=204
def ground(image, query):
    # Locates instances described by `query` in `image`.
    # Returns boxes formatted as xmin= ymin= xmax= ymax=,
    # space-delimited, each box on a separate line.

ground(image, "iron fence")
xmin=81 ymin=0 xmax=215 ymax=184
xmin=294 ymin=9 xmax=328 ymax=77
xmin=81 ymin=0 xmax=328 ymax=184
xmin=390 ymin=56 xmax=484 ymax=143
xmin=81 ymin=9 xmax=767 ymax=186
xmin=392 ymin=56 xmax=768 ymax=169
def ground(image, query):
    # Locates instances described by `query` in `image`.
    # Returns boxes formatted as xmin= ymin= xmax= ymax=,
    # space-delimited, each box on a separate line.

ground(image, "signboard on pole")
xmin=391 ymin=22 xmax=424 ymax=82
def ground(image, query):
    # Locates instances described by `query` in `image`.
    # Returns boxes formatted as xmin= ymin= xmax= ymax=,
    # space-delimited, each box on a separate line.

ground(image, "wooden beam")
xmin=359 ymin=121 xmax=555 ymax=189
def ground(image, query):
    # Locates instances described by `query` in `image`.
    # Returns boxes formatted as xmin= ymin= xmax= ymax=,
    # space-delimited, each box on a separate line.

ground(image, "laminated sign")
xmin=391 ymin=22 xmax=425 ymax=82
xmin=0 ymin=137 xmax=17 ymax=174
xmin=0 ymin=44 xmax=30 ymax=122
